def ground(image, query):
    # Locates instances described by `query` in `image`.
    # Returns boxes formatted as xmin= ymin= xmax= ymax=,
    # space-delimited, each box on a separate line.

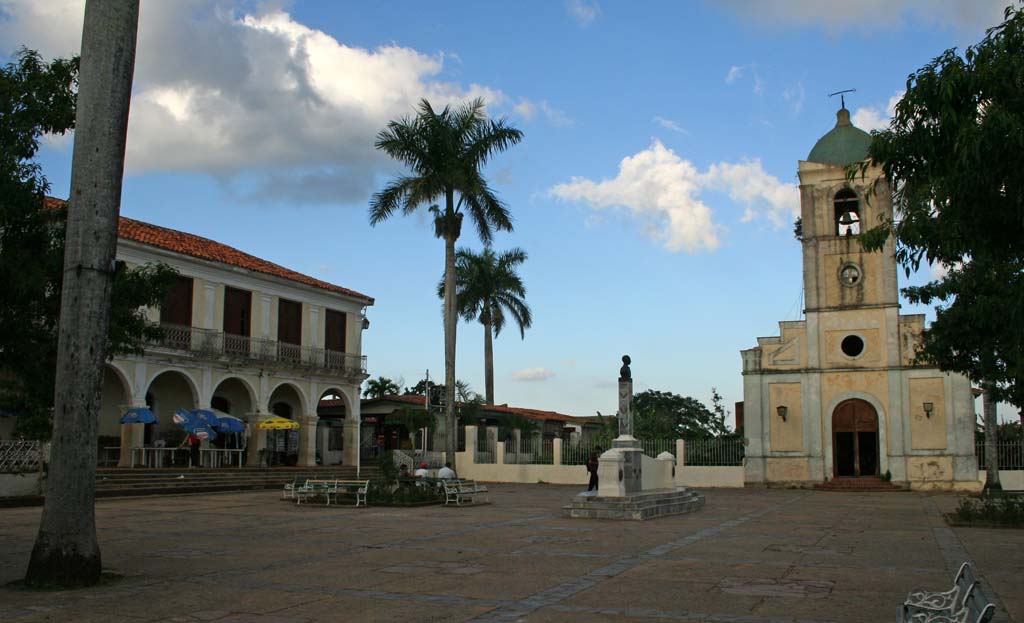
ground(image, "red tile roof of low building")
xmin=359 ymin=394 xmax=594 ymax=425
xmin=45 ymin=198 xmax=373 ymax=303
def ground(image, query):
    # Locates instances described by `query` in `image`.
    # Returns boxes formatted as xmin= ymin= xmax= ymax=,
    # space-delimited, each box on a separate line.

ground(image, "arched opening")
xmin=834 ymin=188 xmax=861 ymax=236
xmin=832 ymin=399 xmax=879 ymax=477
xmin=316 ymin=388 xmax=348 ymax=466
xmin=212 ymin=377 xmax=255 ymax=458
xmin=145 ymin=370 xmax=198 ymax=448
xmin=267 ymin=383 xmax=304 ymax=465
xmin=98 ymin=365 xmax=130 ymax=465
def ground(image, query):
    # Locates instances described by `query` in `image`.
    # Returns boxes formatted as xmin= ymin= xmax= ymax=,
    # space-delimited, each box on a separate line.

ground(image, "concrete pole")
xmin=25 ymin=0 xmax=139 ymax=588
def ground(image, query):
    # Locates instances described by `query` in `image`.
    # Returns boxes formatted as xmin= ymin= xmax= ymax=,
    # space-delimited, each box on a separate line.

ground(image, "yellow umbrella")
xmin=258 ymin=416 xmax=299 ymax=430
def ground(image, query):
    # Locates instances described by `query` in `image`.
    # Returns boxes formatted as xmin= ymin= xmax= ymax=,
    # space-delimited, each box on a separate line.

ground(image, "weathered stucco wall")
xmin=908 ymin=377 xmax=946 ymax=450
xmin=769 ymin=382 xmax=803 ymax=451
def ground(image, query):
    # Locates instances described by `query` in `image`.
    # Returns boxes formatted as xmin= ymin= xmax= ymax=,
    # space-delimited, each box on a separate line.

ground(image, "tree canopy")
xmin=0 ymin=49 xmax=176 ymax=438
xmin=633 ymin=389 xmax=731 ymax=440
xmin=440 ymin=246 xmax=532 ymax=404
xmin=858 ymin=6 xmax=1024 ymax=408
xmin=363 ymin=376 xmax=401 ymax=399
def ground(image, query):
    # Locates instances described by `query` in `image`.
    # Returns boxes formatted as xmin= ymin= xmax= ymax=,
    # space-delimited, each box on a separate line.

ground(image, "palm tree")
xmin=369 ymin=98 xmax=523 ymax=466
xmin=25 ymin=0 xmax=140 ymax=588
xmin=439 ymin=247 xmax=532 ymax=405
xmin=363 ymin=376 xmax=401 ymax=400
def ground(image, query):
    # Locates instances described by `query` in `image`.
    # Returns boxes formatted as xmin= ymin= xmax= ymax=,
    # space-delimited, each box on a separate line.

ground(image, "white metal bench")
xmin=443 ymin=479 xmax=489 ymax=506
xmin=295 ymin=479 xmax=369 ymax=507
xmin=282 ymin=475 xmax=313 ymax=501
xmin=900 ymin=563 xmax=996 ymax=623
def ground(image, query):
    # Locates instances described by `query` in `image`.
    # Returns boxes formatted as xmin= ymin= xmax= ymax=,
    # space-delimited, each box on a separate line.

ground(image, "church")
xmin=740 ymin=106 xmax=979 ymax=490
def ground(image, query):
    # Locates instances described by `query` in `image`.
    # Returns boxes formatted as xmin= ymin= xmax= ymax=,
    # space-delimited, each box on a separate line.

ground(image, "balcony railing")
xmin=149 ymin=323 xmax=367 ymax=376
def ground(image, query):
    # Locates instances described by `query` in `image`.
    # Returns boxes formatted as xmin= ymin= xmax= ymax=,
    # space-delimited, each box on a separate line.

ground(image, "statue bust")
xmin=619 ymin=355 xmax=632 ymax=381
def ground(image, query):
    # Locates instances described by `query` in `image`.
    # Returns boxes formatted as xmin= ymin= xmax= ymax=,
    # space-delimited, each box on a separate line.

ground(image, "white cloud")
xmin=550 ymin=141 xmax=798 ymax=253
xmin=566 ymin=0 xmax=601 ymax=27
xmin=513 ymin=367 xmax=557 ymax=381
xmin=725 ymin=63 xmax=764 ymax=95
xmin=725 ymin=65 xmax=744 ymax=84
xmin=783 ymin=82 xmax=805 ymax=113
xmin=852 ymin=91 xmax=904 ymax=132
xmin=652 ymin=116 xmax=686 ymax=134
xmin=0 ymin=1 xmax=518 ymax=204
xmin=717 ymin=0 xmax=1007 ymax=33
xmin=516 ymin=98 xmax=573 ymax=127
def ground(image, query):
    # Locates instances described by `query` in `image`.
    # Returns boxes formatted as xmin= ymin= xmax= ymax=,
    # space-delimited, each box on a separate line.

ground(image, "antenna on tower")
xmin=828 ymin=89 xmax=857 ymax=110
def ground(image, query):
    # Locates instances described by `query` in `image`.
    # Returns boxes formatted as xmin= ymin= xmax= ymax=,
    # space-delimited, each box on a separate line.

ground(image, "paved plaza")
xmin=0 ymin=486 xmax=1020 ymax=623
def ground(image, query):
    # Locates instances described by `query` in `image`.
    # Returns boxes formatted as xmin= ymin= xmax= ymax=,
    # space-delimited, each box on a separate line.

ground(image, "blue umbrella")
xmin=211 ymin=410 xmax=246 ymax=433
xmin=120 ymin=407 xmax=157 ymax=425
xmin=191 ymin=409 xmax=221 ymax=429
xmin=173 ymin=409 xmax=219 ymax=441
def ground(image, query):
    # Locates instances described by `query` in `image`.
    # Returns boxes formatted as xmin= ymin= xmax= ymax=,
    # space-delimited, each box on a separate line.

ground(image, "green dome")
xmin=807 ymin=108 xmax=872 ymax=166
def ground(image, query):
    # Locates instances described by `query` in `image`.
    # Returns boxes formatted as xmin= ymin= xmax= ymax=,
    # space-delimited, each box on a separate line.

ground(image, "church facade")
xmin=740 ymin=108 xmax=979 ymax=490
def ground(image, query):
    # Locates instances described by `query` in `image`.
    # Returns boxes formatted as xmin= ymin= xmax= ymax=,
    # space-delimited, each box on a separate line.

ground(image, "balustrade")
xmin=149 ymin=323 xmax=366 ymax=375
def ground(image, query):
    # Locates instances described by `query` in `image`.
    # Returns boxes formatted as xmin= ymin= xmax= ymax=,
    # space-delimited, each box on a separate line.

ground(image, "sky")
xmin=1 ymin=0 xmax=1019 ymax=426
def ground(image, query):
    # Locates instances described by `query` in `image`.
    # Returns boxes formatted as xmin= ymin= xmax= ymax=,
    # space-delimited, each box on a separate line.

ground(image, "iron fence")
xmin=0 ymin=440 xmax=41 ymax=473
xmin=503 ymin=436 xmax=554 ymax=464
xmin=150 ymin=323 xmax=367 ymax=375
xmin=975 ymin=441 xmax=1024 ymax=471
xmin=640 ymin=438 xmax=676 ymax=458
xmin=562 ymin=439 xmax=604 ymax=466
xmin=475 ymin=436 xmax=496 ymax=464
xmin=683 ymin=438 xmax=744 ymax=466
xmin=97 ymin=446 xmax=121 ymax=467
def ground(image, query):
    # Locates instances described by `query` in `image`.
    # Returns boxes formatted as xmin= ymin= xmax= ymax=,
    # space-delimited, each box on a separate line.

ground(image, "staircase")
xmin=816 ymin=476 xmax=907 ymax=492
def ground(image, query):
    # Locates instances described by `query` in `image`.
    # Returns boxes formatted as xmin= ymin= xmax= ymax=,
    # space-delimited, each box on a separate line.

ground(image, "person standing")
xmin=188 ymin=433 xmax=201 ymax=468
xmin=586 ymin=450 xmax=599 ymax=492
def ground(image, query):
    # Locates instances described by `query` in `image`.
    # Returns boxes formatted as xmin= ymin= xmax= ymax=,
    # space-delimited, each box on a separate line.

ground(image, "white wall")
xmin=978 ymin=470 xmax=1024 ymax=491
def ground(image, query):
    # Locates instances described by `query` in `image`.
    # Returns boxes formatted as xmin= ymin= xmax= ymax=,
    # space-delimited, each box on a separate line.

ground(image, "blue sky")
xmin=2 ymin=0 xmax=1018 ymax=424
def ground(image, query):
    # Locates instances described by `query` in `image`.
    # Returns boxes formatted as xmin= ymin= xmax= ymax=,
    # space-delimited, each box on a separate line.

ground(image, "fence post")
xmin=676 ymin=439 xmax=685 ymax=467
xmin=496 ymin=440 xmax=506 ymax=466
xmin=464 ymin=425 xmax=478 ymax=465
xmin=553 ymin=438 xmax=563 ymax=465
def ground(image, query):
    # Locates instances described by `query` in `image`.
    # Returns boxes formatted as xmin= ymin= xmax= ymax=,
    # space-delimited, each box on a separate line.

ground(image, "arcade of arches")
xmin=99 ymin=362 xmax=361 ymax=469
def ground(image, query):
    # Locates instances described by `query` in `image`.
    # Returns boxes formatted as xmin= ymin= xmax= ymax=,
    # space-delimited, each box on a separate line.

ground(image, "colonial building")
xmin=740 ymin=108 xmax=978 ymax=490
xmin=79 ymin=199 xmax=373 ymax=468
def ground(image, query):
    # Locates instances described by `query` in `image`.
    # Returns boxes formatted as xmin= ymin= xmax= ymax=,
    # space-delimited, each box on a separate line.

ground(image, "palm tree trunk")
xmin=442 ymin=195 xmax=458 ymax=467
xmin=483 ymin=308 xmax=494 ymax=405
xmin=24 ymin=0 xmax=139 ymax=588
xmin=983 ymin=384 xmax=1001 ymax=492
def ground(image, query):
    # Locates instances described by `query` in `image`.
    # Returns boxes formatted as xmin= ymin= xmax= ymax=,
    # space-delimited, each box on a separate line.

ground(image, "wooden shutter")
xmin=160 ymin=276 xmax=193 ymax=326
xmin=325 ymin=309 xmax=346 ymax=352
xmin=277 ymin=299 xmax=302 ymax=345
xmin=223 ymin=287 xmax=251 ymax=336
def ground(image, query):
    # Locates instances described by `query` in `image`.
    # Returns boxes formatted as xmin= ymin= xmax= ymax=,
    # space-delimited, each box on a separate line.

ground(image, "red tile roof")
xmin=46 ymin=198 xmax=373 ymax=303
xmin=359 ymin=394 xmax=596 ymax=426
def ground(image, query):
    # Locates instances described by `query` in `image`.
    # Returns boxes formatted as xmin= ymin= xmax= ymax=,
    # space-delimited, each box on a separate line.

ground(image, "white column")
xmin=246 ymin=413 xmax=268 ymax=466
xmin=297 ymin=414 xmax=319 ymax=467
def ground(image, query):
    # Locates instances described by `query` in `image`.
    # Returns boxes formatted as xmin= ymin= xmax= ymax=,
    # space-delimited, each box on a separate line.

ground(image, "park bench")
xmin=443 ymin=479 xmax=489 ymax=506
xmin=282 ymin=475 xmax=314 ymax=501
xmin=899 ymin=562 xmax=996 ymax=623
xmin=295 ymin=479 xmax=369 ymax=507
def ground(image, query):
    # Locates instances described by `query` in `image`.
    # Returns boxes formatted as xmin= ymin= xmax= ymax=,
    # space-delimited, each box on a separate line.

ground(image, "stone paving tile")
xmin=0 ymin=485 xmax=1019 ymax=623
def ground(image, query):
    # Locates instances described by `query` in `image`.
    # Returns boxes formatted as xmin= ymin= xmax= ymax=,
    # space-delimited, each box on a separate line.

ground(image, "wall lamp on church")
xmin=776 ymin=405 xmax=788 ymax=422
xmin=923 ymin=402 xmax=934 ymax=418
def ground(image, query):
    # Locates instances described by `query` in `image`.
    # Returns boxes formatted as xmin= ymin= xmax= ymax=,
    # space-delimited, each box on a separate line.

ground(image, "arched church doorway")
xmin=832 ymin=399 xmax=879 ymax=477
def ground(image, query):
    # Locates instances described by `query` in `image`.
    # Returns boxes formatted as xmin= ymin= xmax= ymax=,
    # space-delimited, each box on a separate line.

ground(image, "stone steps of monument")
xmin=563 ymin=487 xmax=706 ymax=520
xmin=815 ymin=476 xmax=907 ymax=492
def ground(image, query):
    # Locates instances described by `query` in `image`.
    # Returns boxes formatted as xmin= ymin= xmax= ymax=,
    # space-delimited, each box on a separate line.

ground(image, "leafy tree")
xmin=363 ymin=376 xmax=401 ymax=399
xmin=0 ymin=51 xmax=176 ymax=440
xmin=385 ymin=406 xmax=437 ymax=449
xmin=370 ymin=98 xmax=523 ymax=467
xmin=438 ymin=246 xmax=532 ymax=405
xmin=857 ymin=6 xmax=1024 ymax=413
xmin=633 ymin=390 xmax=730 ymax=439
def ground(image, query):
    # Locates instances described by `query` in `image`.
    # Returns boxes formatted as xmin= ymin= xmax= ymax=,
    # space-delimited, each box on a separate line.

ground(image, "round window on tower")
xmin=841 ymin=335 xmax=865 ymax=358
xmin=838 ymin=262 xmax=862 ymax=287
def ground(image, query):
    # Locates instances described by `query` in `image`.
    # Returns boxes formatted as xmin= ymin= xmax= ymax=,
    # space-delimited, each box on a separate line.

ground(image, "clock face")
xmin=839 ymin=263 xmax=861 ymax=286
